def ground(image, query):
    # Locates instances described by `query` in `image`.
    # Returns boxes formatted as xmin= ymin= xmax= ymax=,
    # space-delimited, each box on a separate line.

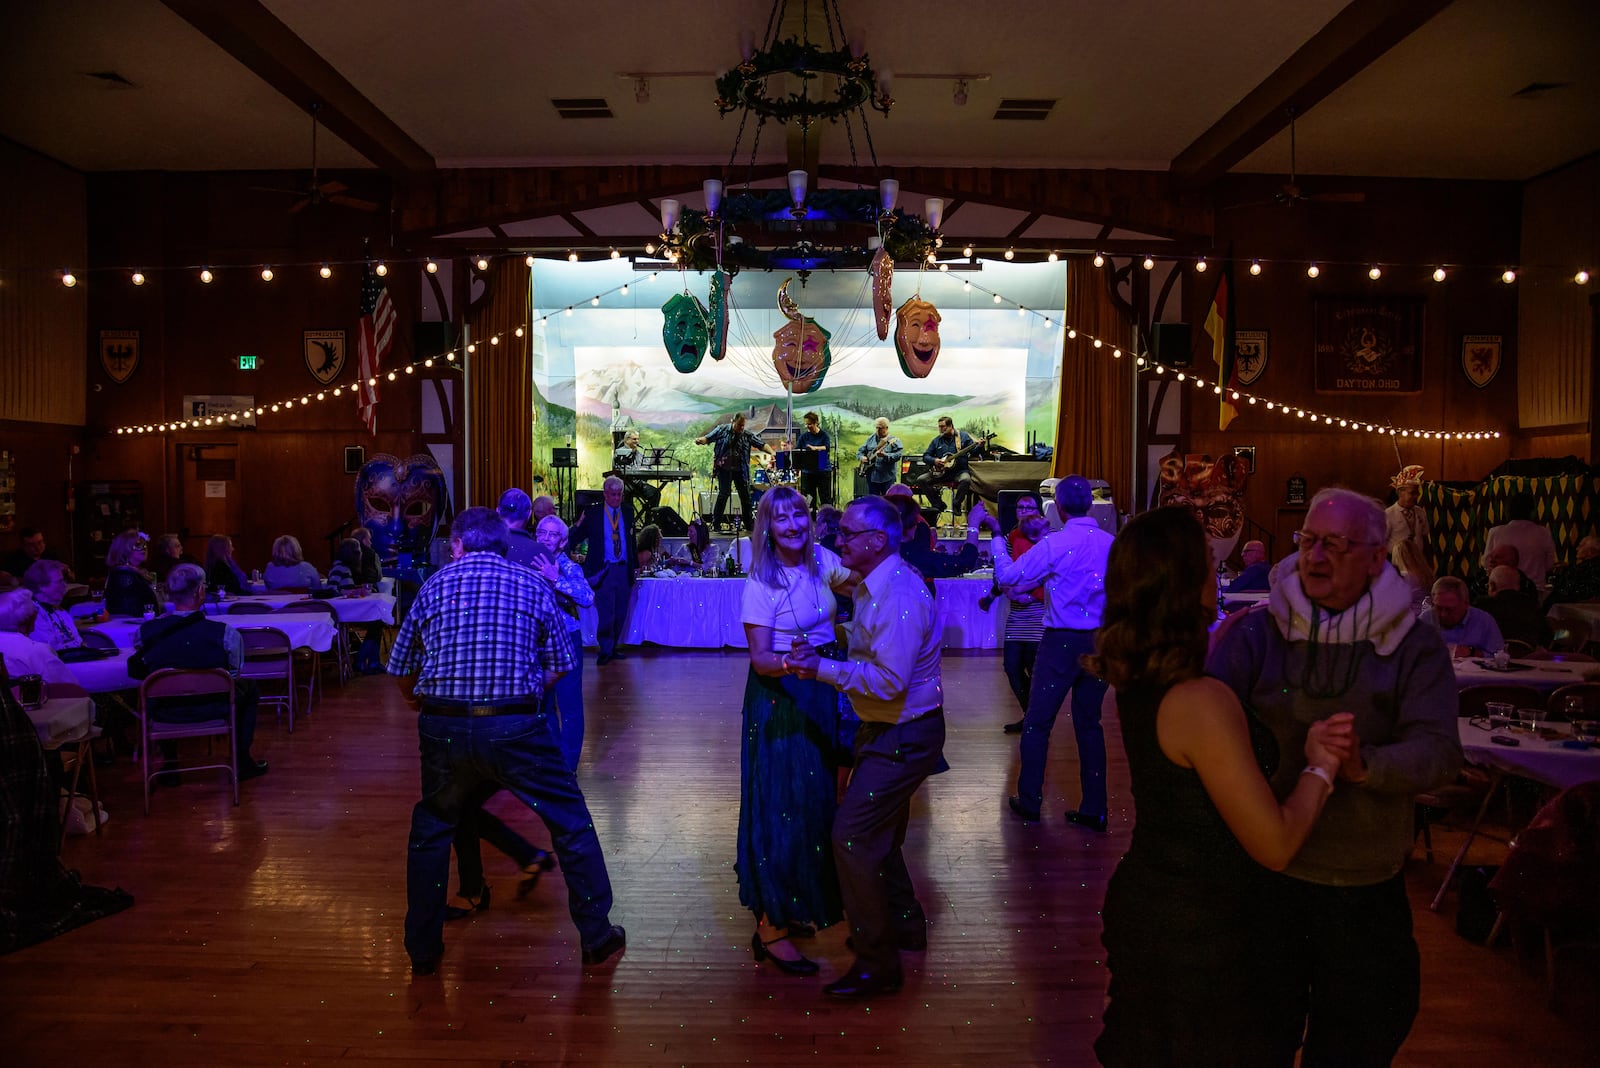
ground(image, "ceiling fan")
xmin=251 ymin=103 xmax=377 ymax=214
xmin=1230 ymin=109 xmax=1366 ymax=209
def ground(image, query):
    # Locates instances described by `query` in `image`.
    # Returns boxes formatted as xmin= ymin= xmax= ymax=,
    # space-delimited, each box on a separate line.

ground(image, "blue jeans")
xmin=1017 ymin=628 xmax=1108 ymax=818
xmin=544 ymin=624 xmax=585 ymax=771
xmin=404 ymin=711 xmax=615 ymax=963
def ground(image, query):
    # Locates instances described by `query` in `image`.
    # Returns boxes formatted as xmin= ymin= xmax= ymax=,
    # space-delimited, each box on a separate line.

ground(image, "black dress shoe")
xmin=610 ymin=650 xmax=628 ymax=660
xmin=596 ymin=653 xmax=611 ymax=666
xmin=1064 ymin=809 xmax=1108 ymax=833
xmin=751 ymin=932 xmax=820 ymax=976
xmin=444 ymin=883 xmax=491 ymax=921
xmin=516 ymin=851 xmax=557 ymax=899
xmin=1007 ymin=795 xmax=1041 ymax=822
xmin=581 ymin=924 xmax=626 ymax=965
xmin=239 ymin=759 xmax=269 ymax=781
xmin=823 ymin=962 xmax=903 ymax=999
xmin=411 ymin=956 xmax=439 ymax=976
xmin=1002 ymin=719 xmax=1024 ymax=734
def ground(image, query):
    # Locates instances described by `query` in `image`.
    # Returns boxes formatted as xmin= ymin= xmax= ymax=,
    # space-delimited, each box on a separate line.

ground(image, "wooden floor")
xmin=3 ymin=650 xmax=1591 ymax=1066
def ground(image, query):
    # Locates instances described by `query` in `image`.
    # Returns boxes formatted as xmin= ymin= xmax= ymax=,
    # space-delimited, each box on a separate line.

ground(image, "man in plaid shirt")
xmin=389 ymin=507 xmax=624 ymax=975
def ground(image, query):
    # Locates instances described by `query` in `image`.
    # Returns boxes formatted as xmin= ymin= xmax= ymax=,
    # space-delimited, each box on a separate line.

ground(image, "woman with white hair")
xmin=0 ymin=589 xmax=79 ymax=688
xmin=263 ymin=535 xmax=321 ymax=590
xmin=103 ymin=530 xmax=157 ymax=618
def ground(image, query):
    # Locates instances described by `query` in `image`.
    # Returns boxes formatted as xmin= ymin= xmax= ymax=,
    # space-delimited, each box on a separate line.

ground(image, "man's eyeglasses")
xmin=1293 ymin=530 xmax=1378 ymax=555
xmin=835 ymin=525 xmax=878 ymax=545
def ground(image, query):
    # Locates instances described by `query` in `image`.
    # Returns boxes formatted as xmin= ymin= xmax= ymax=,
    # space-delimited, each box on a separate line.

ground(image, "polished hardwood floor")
xmin=3 ymin=649 xmax=1591 ymax=1065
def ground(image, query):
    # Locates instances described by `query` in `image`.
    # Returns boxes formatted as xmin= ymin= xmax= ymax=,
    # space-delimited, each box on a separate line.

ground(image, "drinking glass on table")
xmin=1572 ymin=720 xmax=1600 ymax=745
xmin=1484 ymin=701 xmax=1515 ymax=727
xmin=1516 ymin=707 xmax=1542 ymax=734
xmin=1559 ymin=694 xmax=1587 ymax=723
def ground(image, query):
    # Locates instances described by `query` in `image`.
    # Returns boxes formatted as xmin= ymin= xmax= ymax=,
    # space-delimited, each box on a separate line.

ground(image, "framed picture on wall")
xmin=1313 ymin=297 xmax=1424 ymax=394
xmin=1461 ymin=334 xmax=1502 ymax=388
xmin=1234 ymin=331 xmax=1268 ymax=386
xmin=1233 ymin=445 xmax=1257 ymax=474
xmin=304 ymin=330 xmax=347 ymax=385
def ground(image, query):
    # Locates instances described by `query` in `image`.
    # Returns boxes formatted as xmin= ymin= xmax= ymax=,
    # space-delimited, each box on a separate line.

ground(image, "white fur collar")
xmin=1267 ymin=555 xmax=1417 ymax=656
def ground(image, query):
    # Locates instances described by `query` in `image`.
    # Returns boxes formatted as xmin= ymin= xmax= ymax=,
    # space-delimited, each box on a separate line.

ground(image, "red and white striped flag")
xmin=357 ymin=264 xmax=395 ymax=436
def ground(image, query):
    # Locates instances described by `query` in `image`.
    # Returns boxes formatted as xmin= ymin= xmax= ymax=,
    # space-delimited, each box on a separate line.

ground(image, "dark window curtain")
xmin=1055 ymin=258 xmax=1134 ymax=509
xmin=466 ymin=258 xmax=532 ymax=508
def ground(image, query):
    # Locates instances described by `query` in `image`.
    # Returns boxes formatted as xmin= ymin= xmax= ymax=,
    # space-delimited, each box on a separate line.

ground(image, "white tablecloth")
xmin=90 ymin=613 xmax=340 ymax=653
xmin=1453 ymin=657 xmax=1594 ymax=692
xmin=614 ymin=575 xmax=1004 ymax=651
xmin=201 ymin=593 xmax=397 ymax=624
xmin=25 ymin=694 xmax=95 ymax=747
xmin=1459 ymin=719 xmax=1600 ymax=790
xmin=66 ymin=650 xmax=138 ymax=693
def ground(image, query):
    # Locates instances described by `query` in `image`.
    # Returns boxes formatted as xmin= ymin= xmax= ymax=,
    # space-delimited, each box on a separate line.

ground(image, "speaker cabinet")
xmin=1151 ymin=322 xmax=1192 ymax=368
xmin=343 ymin=445 xmax=365 ymax=474
xmin=654 ymin=506 xmax=689 ymax=537
xmin=413 ymin=321 xmax=459 ymax=361
xmin=573 ymin=489 xmax=605 ymax=523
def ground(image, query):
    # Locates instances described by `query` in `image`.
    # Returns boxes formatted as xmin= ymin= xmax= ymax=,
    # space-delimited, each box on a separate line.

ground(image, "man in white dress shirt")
xmin=1482 ymin=492 xmax=1558 ymax=587
xmin=788 ymin=494 xmax=944 ymax=998
xmin=982 ymin=475 xmax=1115 ymax=831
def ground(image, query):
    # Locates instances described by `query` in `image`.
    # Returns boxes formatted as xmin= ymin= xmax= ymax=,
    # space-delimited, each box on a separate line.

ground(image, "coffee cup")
xmin=14 ymin=674 xmax=48 ymax=710
xmin=1492 ymin=649 xmax=1510 ymax=670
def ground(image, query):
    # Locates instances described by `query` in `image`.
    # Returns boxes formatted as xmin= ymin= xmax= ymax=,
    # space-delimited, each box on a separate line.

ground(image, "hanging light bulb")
xmin=568 ymin=251 xmax=579 ymax=263
xmin=1575 ymin=270 xmax=1590 ymax=285
xmin=131 ymin=271 xmax=146 ymax=286
xmin=489 ymin=335 xmax=500 ymax=345
xmin=1249 ymin=260 xmax=1262 ymax=276
xmin=1047 ymin=251 xmax=1058 ymax=263
xmin=466 ymin=343 xmax=476 ymax=354
xmin=992 ymin=293 xmax=1002 ymax=304
xmin=375 ymin=262 xmax=388 ymax=277
xmin=1369 ymin=265 xmax=1382 ymax=280
xmin=591 ymin=295 xmax=600 ymax=306
xmin=1306 ymin=263 xmax=1320 ymax=278
xmin=1142 ymin=256 xmax=1154 ymax=271
xmin=1501 ymin=269 xmax=1517 ymax=284
xmin=200 ymin=268 xmax=214 ymax=284
xmin=261 ymin=266 xmax=274 ymax=281
xmin=404 ymin=364 xmax=415 ymax=374
xmin=644 ymin=241 xmax=656 ymax=255
xmin=515 ymin=326 xmax=525 ymax=337
xmin=1067 ymin=328 xmax=1076 ymax=339
xmin=1432 ymin=267 xmax=1447 ymax=282
xmin=1092 ymin=253 xmax=1104 ymax=268
xmin=1093 ymin=338 xmax=1103 ymax=349
xmin=320 ymin=264 xmax=332 ymax=279
xmin=962 ymin=280 xmax=971 ymax=292
xmin=425 ymin=259 xmax=438 ymax=274
xmin=387 ymin=371 xmax=397 ymax=381
xmin=476 ymin=257 xmax=488 ymax=271
xmin=522 ymin=255 xmax=534 ymax=268
xmin=609 ymin=248 xmax=620 ymax=260
xmin=1004 ymin=248 xmax=1015 ymax=261
xmin=620 ymin=284 xmax=629 ymax=295
xmin=333 ymin=387 xmax=343 ymax=396
xmin=423 ymin=359 xmax=433 ymax=368
xmin=938 ymin=262 xmax=949 ymax=272
xmin=962 ymin=244 xmax=974 ymax=258
xmin=61 ymin=271 xmax=77 ymax=287
xmin=1195 ymin=258 xmax=1207 ymax=273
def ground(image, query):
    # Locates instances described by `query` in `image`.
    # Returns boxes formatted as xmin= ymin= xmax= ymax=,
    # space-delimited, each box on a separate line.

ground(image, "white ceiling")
xmin=1 ymin=0 xmax=1596 ymax=181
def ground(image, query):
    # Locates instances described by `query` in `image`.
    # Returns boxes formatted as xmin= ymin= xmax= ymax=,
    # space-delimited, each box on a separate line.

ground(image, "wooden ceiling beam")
xmin=160 ymin=0 xmax=435 ymax=177
xmin=1169 ymin=0 xmax=1454 ymax=189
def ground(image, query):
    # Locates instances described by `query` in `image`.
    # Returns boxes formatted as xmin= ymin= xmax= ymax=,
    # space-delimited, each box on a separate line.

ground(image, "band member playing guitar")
xmin=912 ymin=416 xmax=987 ymax=517
xmin=856 ymin=417 xmax=904 ymax=496
xmin=696 ymin=413 xmax=771 ymax=531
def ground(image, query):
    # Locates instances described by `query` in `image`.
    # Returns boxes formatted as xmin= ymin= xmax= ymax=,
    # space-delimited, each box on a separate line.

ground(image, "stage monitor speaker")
xmin=1151 ymin=322 xmax=1192 ymax=368
xmin=573 ymin=489 xmax=604 ymax=522
xmin=998 ymin=488 xmax=1043 ymax=535
xmin=654 ymin=506 xmax=689 ymax=537
xmin=343 ymin=446 xmax=365 ymax=474
xmin=414 ymin=321 xmax=460 ymax=361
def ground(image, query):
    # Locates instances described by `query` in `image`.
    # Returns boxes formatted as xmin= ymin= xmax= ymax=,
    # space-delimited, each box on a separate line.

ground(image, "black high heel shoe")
xmin=751 ymin=931 xmax=819 ymax=976
xmin=443 ymin=883 xmax=490 ymax=921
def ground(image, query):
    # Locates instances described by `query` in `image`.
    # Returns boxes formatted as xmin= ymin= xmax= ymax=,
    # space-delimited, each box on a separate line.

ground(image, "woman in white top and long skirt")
xmin=737 ymin=485 xmax=856 ymax=975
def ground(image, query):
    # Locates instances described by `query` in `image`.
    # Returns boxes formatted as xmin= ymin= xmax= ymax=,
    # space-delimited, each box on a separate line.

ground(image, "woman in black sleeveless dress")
xmin=1087 ymin=508 xmax=1354 ymax=1066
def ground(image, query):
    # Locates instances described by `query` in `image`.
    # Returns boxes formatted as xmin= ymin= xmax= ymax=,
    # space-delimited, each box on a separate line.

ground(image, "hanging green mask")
xmin=708 ymin=271 xmax=731 ymax=361
xmin=661 ymin=292 xmax=710 ymax=373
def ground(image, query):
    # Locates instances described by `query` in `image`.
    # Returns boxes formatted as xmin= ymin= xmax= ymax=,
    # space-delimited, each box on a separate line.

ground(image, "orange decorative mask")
xmin=894 ymin=297 xmax=942 ymax=378
xmin=1156 ymin=450 xmax=1251 ymax=566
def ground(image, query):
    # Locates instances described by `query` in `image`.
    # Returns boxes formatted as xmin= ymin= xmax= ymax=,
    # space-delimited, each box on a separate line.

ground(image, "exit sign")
xmin=238 ymin=354 xmax=258 ymax=370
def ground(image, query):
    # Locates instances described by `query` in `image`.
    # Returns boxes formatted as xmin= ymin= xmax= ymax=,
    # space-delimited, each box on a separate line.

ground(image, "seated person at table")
xmin=205 ymin=534 xmax=250 ymax=596
xmin=1225 ymin=540 xmax=1271 ymax=592
xmin=1480 ymin=565 xmax=1552 ymax=651
xmin=103 ymin=530 xmax=158 ymax=618
xmin=635 ymin=525 xmax=663 ymax=571
xmin=0 ymin=525 xmax=73 ymax=586
xmin=0 ymin=589 xmax=83 ymax=690
xmin=1544 ymin=535 xmax=1600 ymax=608
xmin=1482 ymin=493 xmax=1557 ymax=587
xmin=349 ymin=526 xmax=384 ymax=585
xmin=894 ymin=493 xmax=982 ymax=582
xmin=1468 ymin=543 xmax=1536 ymax=602
xmin=130 ymin=564 xmax=266 ymax=781
xmin=149 ymin=534 xmax=194 ymax=582
xmin=327 ymin=539 xmax=365 ymax=588
xmin=22 ymin=561 xmax=84 ymax=651
xmin=1420 ymin=575 xmax=1504 ymax=657
xmin=263 ymin=535 xmax=321 ymax=590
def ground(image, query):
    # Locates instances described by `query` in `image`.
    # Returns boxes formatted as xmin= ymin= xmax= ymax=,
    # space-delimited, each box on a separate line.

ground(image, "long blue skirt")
xmin=734 ymin=667 xmax=848 ymax=930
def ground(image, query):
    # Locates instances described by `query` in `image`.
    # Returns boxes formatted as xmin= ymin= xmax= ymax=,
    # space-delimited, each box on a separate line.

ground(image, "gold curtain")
xmin=466 ymin=258 xmax=532 ymax=508
xmin=1054 ymin=258 xmax=1134 ymax=507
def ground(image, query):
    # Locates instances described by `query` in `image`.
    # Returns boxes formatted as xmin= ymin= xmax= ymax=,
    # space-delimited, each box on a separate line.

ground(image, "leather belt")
xmin=420 ymin=701 xmax=541 ymax=718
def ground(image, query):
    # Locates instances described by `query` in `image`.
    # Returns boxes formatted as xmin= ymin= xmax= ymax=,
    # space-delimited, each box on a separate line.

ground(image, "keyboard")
xmin=633 ymin=468 xmax=692 ymax=481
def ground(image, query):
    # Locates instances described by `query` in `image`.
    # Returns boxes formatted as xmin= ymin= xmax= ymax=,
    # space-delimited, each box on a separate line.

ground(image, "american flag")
xmin=357 ymin=264 xmax=395 ymax=436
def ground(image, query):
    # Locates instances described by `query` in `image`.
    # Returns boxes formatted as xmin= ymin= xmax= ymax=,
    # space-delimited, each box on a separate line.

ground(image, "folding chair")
xmin=237 ymin=625 xmax=295 ymax=732
xmin=42 ymin=712 xmax=103 ymax=847
xmin=138 ymin=667 xmax=237 ymax=814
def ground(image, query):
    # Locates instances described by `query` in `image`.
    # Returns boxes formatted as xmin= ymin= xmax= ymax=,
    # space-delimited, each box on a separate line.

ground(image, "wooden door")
xmin=177 ymin=443 xmax=241 ymax=559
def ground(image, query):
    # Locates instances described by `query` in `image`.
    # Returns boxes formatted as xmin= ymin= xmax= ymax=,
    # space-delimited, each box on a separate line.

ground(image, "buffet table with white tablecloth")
xmin=612 ymin=574 xmax=1003 ymax=651
xmin=89 ymin=613 xmax=340 ymax=653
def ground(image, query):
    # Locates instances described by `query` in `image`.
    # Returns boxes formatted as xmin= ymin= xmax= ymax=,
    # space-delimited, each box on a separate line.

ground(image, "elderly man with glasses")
xmin=786 ymin=494 xmax=945 ymax=999
xmin=1206 ymin=487 xmax=1461 ymax=1065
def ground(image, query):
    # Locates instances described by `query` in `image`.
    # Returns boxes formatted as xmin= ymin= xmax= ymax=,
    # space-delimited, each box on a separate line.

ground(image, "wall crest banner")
xmin=1313 ymin=298 xmax=1423 ymax=394
xmin=100 ymin=330 xmax=140 ymax=384
xmin=305 ymin=330 xmax=347 ymax=384
xmin=1461 ymin=334 xmax=1501 ymax=389
xmin=1234 ymin=330 xmax=1268 ymax=386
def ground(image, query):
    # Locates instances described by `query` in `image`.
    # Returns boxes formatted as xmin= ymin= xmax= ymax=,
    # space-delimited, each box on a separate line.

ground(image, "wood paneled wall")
xmin=1517 ymin=155 xmax=1598 ymax=448
xmin=1184 ymin=176 xmax=1524 ymax=556
xmin=0 ymin=140 xmax=87 ymax=426
xmin=77 ymin=170 xmax=439 ymax=572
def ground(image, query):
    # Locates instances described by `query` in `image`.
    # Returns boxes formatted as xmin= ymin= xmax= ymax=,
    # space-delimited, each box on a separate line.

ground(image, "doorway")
xmin=176 ymin=443 xmax=241 ymax=560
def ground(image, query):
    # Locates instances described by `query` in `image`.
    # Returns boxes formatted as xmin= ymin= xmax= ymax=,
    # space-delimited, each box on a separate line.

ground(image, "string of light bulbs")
xmin=107 ymin=266 xmax=1505 ymax=441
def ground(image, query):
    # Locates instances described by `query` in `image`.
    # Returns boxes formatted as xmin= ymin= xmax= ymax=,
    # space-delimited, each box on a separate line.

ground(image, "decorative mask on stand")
xmin=1155 ymin=450 xmax=1251 ymax=568
xmin=355 ymin=453 xmax=448 ymax=560
xmin=661 ymin=291 xmax=711 ymax=373
xmin=894 ymin=296 xmax=942 ymax=378
xmin=870 ymin=248 xmax=894 ymax=340
xmin=771 ymin=279 xmax=832 ymax=393
xmin=708 ymin=271 xmax=731 ymax=361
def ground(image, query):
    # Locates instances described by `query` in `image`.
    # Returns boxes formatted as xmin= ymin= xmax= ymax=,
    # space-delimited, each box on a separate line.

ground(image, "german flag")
xmin=1204 ymin=264 xmax=1238 ymax=430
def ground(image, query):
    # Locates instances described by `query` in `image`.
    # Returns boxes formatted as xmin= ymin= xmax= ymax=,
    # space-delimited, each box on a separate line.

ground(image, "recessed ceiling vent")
xmin=993 ymin=98 xmax=1054 ymax=121
xmin=83 ymin=70 xmax=137 ymax=89
xmin=552 ymin=98 xmax=613 ymax=119
xmin=1511 ymin=81 xmax=1570 ymax=99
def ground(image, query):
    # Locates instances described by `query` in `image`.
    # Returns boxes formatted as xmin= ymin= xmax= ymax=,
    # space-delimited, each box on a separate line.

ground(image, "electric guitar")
xmin=931 ymin=431 xmax=996 ymax=474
